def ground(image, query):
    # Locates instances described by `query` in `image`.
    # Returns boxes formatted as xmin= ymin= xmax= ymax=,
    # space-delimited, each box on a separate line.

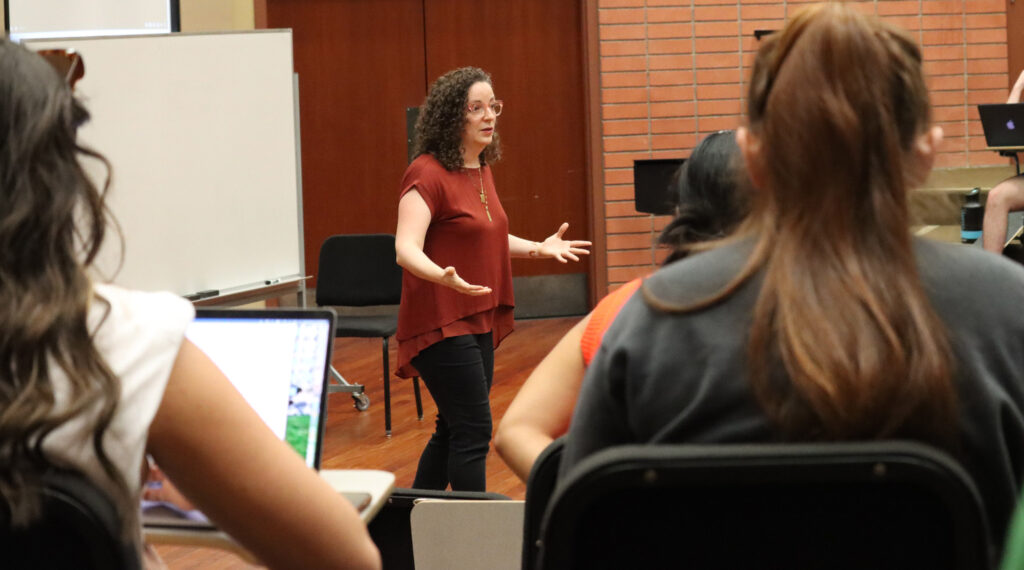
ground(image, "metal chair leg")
xmin=413 ymin=376 xmax=423 ymax=420
xmin=327 ymin=366 xmax=367 ymax=412
xmin=383 ymin=336 xmax=392 ymax=438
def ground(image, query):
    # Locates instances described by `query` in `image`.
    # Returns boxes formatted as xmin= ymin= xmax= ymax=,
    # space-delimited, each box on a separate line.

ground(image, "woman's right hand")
xmin=440 ymin=266 xmax=492 ymax=296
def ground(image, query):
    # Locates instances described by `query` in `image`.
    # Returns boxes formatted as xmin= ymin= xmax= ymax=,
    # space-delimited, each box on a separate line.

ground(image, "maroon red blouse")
xmin=396 ymin=154 xmax=515 ymax=378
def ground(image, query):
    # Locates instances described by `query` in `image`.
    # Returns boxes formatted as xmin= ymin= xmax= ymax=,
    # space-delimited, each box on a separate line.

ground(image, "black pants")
xmin=411 ymin=332 xmax=494 ymax=491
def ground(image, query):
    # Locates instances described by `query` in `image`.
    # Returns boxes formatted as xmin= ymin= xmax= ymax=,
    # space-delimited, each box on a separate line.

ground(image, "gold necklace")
xmin=469 ymin=167 xmax=492 ymax=221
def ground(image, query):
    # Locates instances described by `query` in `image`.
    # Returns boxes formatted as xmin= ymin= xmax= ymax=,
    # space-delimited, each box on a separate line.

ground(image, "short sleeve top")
xmin=396 ymin=154 xmax=515 ymax=377
xmin=43 ymin=283 xmax=194 ymax=502
xmin=580 ymin=278 xmax=643 ymax=367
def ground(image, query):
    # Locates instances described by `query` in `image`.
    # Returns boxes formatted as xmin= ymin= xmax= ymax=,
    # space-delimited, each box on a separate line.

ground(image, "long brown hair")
xmin=645 ymin=3 xmax=957 ymax=446
xmin=0 ymin=39 xmax=135 ymax=535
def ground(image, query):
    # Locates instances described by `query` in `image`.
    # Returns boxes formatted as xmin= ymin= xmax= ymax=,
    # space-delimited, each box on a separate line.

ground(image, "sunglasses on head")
xmin=37 ymin=48 xmax=85 ymax=90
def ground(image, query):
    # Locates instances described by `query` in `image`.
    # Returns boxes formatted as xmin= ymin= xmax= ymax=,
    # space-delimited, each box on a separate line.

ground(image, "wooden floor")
xmin=154 ymin=315 xmax=580 ymax=568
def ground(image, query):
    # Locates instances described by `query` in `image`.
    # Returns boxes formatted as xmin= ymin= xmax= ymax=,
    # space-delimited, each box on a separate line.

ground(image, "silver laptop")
xmin=142 ymin=308 xmax=365 ymax=528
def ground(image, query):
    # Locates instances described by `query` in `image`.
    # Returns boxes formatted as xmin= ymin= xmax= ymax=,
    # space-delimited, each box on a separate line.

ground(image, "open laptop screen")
xmin=143 ymin=308 xmax=340 ymax=528
xmin=977 ymin=103 xmax=1024 ymax=149
xmin=187 ymin=308 xmax=334 ymax=469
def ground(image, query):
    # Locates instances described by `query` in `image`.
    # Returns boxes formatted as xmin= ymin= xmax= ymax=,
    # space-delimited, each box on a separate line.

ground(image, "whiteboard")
xmin=26 ymin=31 xmax=303 ymax=297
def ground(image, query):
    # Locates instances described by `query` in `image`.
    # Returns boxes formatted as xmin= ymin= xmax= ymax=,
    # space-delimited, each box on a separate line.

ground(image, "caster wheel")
xmin=353 ymin=393 xmax=370 ymax=411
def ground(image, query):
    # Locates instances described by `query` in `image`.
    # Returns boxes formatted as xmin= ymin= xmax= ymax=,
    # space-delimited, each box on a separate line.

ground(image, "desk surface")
xmin=320 ymin=469 xmax=396 ymax=522
xmin=144 ymin=469 xmax=395 ymax=560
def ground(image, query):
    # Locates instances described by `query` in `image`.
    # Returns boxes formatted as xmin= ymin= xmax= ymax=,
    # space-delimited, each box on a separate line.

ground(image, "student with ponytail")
xmin=560 ymin=3 xmax=1024 ymax=549
xmin=495 ymin=130 xmax=748 ymax=482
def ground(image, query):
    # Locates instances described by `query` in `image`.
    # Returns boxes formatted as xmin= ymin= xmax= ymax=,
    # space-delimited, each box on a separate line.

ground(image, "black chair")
xmin=522 ymin=436 xmax=565 ymax=570
xmin=535 ymin=441 xmax=992 ymax=570
xmin=316 ymin=234 xmax=423 ymax=437
xmin=367 ymin=487 xmax=510 ymax=570
xmin=0 ymin=469 xmax=140 ymax=569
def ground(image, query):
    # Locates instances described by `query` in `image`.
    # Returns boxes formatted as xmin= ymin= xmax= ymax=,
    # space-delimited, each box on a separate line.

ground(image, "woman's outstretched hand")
xmin=538 ymin=223 xmax=592 ymax=263
xmin=440 ymin=266 xmax=492 ymax=296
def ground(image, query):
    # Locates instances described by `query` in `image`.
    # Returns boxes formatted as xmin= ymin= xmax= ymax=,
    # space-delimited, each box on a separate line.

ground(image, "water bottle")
xmin=961 ymin=187 xmax=983 ymax=244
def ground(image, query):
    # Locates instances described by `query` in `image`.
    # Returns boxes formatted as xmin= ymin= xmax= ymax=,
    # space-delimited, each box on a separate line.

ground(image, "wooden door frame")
xmin=1010 ymin=0 xmax=1024 ymax=90
xmin=582 ymin=0 xmax=606 ymax=304
xmin=254 ymin=0 xmax=267 ymax=28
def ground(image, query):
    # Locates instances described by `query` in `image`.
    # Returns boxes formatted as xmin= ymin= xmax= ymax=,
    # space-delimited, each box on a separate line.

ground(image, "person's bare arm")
xmin=495 ymin=316 xmax=589 ymax=482
xmin=147 ymin=340 xmax=381 ymax=570
xmin=1009 ymin=69 xmax=1024 ymax=104
xmin=395 ymin=189 xmax=491 ymax=295
xmin=983 ymin=176 xmax=1024 ymax=253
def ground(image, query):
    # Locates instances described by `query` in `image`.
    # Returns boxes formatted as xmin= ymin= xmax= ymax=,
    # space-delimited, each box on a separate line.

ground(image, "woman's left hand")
xmin=538 ymin=223 xmax=592 ymax=263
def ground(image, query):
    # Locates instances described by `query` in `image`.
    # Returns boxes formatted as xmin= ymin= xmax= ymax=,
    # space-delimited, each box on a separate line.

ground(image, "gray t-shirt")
xmin=563 ymin=237 xmax=1024 ymax=545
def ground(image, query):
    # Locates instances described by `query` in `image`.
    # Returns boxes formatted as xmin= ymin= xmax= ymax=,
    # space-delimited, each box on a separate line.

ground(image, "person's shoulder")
xmin=403 ymin=154 xmax=453 ymax=195
xmin=91 ymin=283 xmax=195 ymax=345
xmin=643 ymin=238 xmax=754 ymax=308
xmin=914 ymin=238 xmax=1024 ymax=322
xmin=915 ymin=238 xmax=1024 ymax=291
xmin=582 ymin=278 xmax=644 ymax=366
xmin=406 ymin=154 xmax=447 ymax=178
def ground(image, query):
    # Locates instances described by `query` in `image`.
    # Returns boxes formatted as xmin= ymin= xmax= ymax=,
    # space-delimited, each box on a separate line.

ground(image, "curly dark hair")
xmin=413 ymin=66 xmax=502 ymax=171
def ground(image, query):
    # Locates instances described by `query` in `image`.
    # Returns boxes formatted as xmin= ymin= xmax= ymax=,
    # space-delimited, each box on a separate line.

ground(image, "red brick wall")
xmin=597 ymin=0 xmax=1009 ymax=293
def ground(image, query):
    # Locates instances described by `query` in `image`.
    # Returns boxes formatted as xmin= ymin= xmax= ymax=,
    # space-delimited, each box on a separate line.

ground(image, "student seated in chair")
xmin=0 ymin=38 xmax=380 ymax=569
xmin=560 ymin=3 xmax=1024 ymax=551
xmin=494 ymin=129 xmax=749 ymax=482
xmin=982 ymin=69 xmax=1024 ymax=253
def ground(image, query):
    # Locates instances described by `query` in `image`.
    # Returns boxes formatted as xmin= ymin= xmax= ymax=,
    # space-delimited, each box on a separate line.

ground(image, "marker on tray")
xmin=185 ymin=289 xmax=219 ymax=301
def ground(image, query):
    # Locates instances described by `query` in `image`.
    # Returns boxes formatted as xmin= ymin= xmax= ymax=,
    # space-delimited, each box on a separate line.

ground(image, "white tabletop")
xmin=319 ymin=468 xmax=396 ymax=522
xmin=144 ymin=469 xmax=395 ymax=561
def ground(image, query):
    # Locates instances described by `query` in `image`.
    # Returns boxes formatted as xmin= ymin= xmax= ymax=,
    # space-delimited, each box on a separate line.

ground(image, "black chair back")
xmin=522 ymin=437 xmax=565 ymax=570
xmin=536 ymin=442 xmax=991 ymax=570
xmin=316 ymin=234 xmax=402 ymax=307
xmin=0 ymin=469 xmax=140 ymax=569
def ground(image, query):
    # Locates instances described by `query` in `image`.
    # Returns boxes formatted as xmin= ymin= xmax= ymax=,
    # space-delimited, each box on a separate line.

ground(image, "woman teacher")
xmin=395 ymin=66 xmax=590 ymax=491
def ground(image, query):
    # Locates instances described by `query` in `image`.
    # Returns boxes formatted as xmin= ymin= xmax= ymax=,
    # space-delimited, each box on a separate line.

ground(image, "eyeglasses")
xmin=467 ymin=100 xmax=503 ymax=117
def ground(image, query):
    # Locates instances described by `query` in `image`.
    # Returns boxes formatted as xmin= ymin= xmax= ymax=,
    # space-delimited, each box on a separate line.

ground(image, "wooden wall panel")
xmin=265 ymin=0 xmax=426 ymax=284
xmin=1010 ymin=0 xmax=1024 ymax=86
xmin=423 ymin=0 xmax=590 ymax=278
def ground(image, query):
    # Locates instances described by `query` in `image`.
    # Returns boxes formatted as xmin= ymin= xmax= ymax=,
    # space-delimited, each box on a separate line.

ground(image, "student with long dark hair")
xmin=560 ymin=3 xmax=1024 ymax=548
xmin=0 ymin=38 xmax=380 ymax=569
xmin=495 ymin=130 xmax=748 ymax=482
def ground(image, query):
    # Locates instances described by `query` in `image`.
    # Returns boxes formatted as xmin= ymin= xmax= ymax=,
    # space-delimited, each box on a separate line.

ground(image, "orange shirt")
xmin=396 ymin=154 xmax=515 ymax=378
xmin=580 ymin=277 xmax=643 ymax=367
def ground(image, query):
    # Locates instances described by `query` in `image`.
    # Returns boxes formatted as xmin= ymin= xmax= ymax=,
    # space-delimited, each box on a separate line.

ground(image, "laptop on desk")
xmin=978 ymin=103 xmax=1024 ymax=149
xmin=142 ymin=308 xmax=371 ymax=529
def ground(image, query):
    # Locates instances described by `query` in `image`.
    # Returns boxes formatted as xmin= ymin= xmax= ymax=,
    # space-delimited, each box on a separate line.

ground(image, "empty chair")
xmin=316 ymin=233 xmax=423 ymax=436
xmin=0 ymin=469 xmax=141 ymax=569
xmin=535 ymin=441 xmax=991 ymax=570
